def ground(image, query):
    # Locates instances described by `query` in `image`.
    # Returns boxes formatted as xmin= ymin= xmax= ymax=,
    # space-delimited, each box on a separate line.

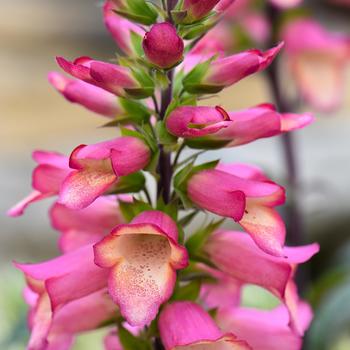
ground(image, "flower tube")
xmin=159 ymin=301 xmax=250 ymax=350
xmin=94 ymin=210 xmax=189 ymax=326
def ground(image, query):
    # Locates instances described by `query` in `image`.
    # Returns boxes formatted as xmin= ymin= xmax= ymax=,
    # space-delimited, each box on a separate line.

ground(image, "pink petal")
xmin=103 ymin=1 xmax=144 ymax=56
xmin=239 ymin=201 xmax=286 ymax=257
xmin=7 ymin=191 xmax=53 ymax=217
xmin=104 ymin=331 xmax=123 ymax=350
xmin=166 ymin=106 xmax=232 ymax=138
xmin=199 ymin=265 xmax=242 ymax=310
xmin=159 ymin=301 xmax=250 ymax=350
xmin=215 ymin=106 xmax=281 ymax=147
xmin=217 ymin=304 xmax=305 ymax=350
xmin=281 ymin=113 xmax=315 ymax=132
xmin=58 ymin=167 xmax=117 ymax=210
xmin=94 ymin=212 xmax=188 ymax=326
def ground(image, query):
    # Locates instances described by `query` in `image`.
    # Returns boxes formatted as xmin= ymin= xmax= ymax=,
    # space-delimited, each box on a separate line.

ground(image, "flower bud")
xmin=143 ymin=22 xmax=184 ymax=69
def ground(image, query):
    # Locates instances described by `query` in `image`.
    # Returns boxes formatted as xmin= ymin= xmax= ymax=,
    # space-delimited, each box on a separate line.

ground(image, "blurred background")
xmin=1 ymin=0 xmax=349 ymax=349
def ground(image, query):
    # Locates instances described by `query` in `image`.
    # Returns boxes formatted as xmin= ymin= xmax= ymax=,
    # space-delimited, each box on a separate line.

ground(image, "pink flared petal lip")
xmin=94 ymin=223 xmax=188 ymax=268
xmin=216 ymin=305 xmax=304 ymax=350
xmin=239 ymin=202 xmax=286 ymax=257
xmin=108 ymin=262 xmax=177 ymax=327
xmin=32 ymin=164 xmax=71 ymax=193
xmin=7 ymin=191 xmax=53 ymax=217
xmin=32 ymin=150 xmax=69 ymax=168
xmin=58 ymin=168 xmax=117 ymax=210
xmin=56 ymin=56 xmax=92 ymax=82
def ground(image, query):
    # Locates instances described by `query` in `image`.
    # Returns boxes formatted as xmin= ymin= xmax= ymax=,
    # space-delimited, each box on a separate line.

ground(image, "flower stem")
xmin=265 ymin=3 xmax=308 ymax=292
xmin=157 ymin=70 xmax=174 ymax=204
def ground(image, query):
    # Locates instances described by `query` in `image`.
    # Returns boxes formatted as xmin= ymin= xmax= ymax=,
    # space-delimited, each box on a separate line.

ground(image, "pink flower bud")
xmin=143 ymin=22 xmax=184 ymax=69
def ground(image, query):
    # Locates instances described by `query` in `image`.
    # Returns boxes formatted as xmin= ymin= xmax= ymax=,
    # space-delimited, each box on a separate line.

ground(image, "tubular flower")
xmin=187 ymin=163 xmax=286 ymax=256
xmin=282 ymin=18 xmax=350 ymax=111
xmin=204 ymin=230 xmax=319 ymax=334
xmin=166 ymin=105 xmax=232 ymax=138
xmin=143 ymin=23 xmax=184 ymax=69
xmin=216 ymin=303 xmax=312 ymax=350
xmin=24 ymin=287 xmax=116 ymax=350
xmin=269 ymin=0 xmax=302 ymax=8
xmin=103 ymin=1 xmax=144 ymax=56
xmin=183 ymin=42 xmax=284 ymax=94
xmin=56 ymin=56 xmax=153 ymax=98
xmin=179 ymin=0 xmax=236 ymax=23
xmin=50 ymin=195 xmax=129 ymax=252
xmin=59 ymin=136 xmax=150 ymax=209
xmin=15 ymin=244 xmax=109 ymax=311
xmin=48 ymin=72 xmax=122 ymax=118
xmin=104 ymin=331 xmax=123 ymax=350
xmin=158 ymin=301 xmax=251 ymax=350
xmin=182 ymin=104 xmax=314 ymax=148
xmin=7 ymin=151 xmax=70 ymax=217
xmin=94 ymin=210 xmax=188 ymax=327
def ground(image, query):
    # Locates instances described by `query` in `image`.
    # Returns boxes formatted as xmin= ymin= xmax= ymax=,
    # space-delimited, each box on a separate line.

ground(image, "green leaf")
xmin=156 ymin=121 xmax=177 ymax=145
xmin=114 ymin=0 xmax=158 ymax=25
xmin=119 ymin=198 xmax=153 ymax=222
xmin=118 ymin=325 xmax=152 ymax=350
xmin=178 ymin=211 xmax=198 ymax=227
xmin=185 ymin=137 xmax=231 ymax=149
xmin=182 ymin=58 xmax=212 ymax=90
xmin=130 ymin=30 xmax=143 ymax=56
xmin=156 ymin=198 xmax=178 ymax=221
xmin=186 ymin=218 xmax=225 ymax=254
xmin=171 ymin=280 xmax=201 ymax=301
xmin=119 ymin=98 xmax=151 ymax=124
xmin=112 ymin=172 xmax=146 ymax=195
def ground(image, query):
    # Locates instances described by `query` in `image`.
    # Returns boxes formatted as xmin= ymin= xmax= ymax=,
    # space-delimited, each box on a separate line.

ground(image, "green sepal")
xmin=186 ymin=218 xmax=225 ymax=255
xmin=156 ymin=197 xmax=178 ymax=221
xmin=130 ymin=30 xmax=143 ymax=56
xmin=178 ymin=210 xmax=198 ymax=227
xmin=119 ymin=198 xmax=153 ymax=222
xmin=174 ymin=160 xmax=219 ymax=209
xmin=171 ymin=280 xmax=201 ymax=302
xmin=113 ymin=0 xmax=158 ymax=25
xmin=102 ymin=98 xmax=151 ymax=127
xmin=112 ymin=172 xmax=146 ymax=195
xmin=182 ymin=57 xmax=224 ymax=94
xmin=179 ymin=16 xmax=218 ymax=39
xmin=185 ymin=137 xmax=231 ymax=149
xmin=118 ymin=324 xmax=152 ymax=350
xmin=156 ymin=121 xmax=178 ymax=146
xmin=126 ymin=68 xmax=155 ymax=99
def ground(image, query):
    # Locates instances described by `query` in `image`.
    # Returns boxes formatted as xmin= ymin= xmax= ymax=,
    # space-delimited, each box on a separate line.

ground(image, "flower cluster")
xmin=9 ymin=1 xmax=319 ymax=349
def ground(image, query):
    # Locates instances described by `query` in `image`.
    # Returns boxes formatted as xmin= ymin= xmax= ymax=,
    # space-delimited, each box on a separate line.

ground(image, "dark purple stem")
xmin=265 ymin=4 xmax=308 ymax=291
xmin=157 ymin=69 xmax=174 ymax=205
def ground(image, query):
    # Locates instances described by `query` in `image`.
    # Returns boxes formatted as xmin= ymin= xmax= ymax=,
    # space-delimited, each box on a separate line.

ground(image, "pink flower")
xmin=50 ymin=195 xmax=129 ymax=252
xmin=206 ymin=43 xmax=283 ymax=86
xmin=187 ymin=162 xmax=286 ymax=256
xmin=16 ymin=245 xmax=109 ymax=311
xmin=158 ymin=301 xmax=251 ymax=349
xmin=180 ymin=0 xmax=236 ymax=23
xmin=7 ymin=151 xmax=70 ymax=217
xmin=94 ymin=210 xmax=188 ymax=326
xmin=104 ymin=331 xmax=123 ymax=350
xmin=103 ymin=1 xmax=144 ymax=56
xmin=204 ymin=230 xmax=319 ymax=334
xmin=283 ymin=18 xmax=350 ymax=111
xmin=166 ymin=105 xmax=232 ymax=138
xmin=181 ymin=104 xmax=314 ymax=148
xmin=270 ymin=0 xmax=302 ymax=8
xmin=56 ymin=56 xmax=151 ymax=98
xmin=143 ymin=23 xmax=184 ymax=69
xmin=59 ymin=136 xmax=150 ymax=209
xmin=217 ymin=303 xmax=313 ymax=350
xmin=48 ymin=72 xmax=122 ymax=118
xmin=183 ymin=43 xmax=284 ymax=93
xmin=24 ymin=287 xmax=116 ymax=350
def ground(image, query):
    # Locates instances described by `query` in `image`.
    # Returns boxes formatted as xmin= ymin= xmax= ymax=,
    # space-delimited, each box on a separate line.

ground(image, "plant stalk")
xmin=265 ymin=3 xmax=308 ymax=292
